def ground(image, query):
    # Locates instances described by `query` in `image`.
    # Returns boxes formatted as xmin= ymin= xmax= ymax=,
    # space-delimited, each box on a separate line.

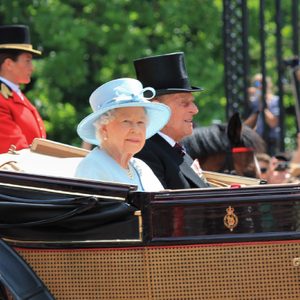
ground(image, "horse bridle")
xmin=221 ymin=146 xmax=254 ymax=175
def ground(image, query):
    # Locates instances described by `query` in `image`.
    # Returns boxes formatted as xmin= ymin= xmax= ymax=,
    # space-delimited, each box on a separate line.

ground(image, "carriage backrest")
xmin=0 ymin=148 xmax=84 ymax=178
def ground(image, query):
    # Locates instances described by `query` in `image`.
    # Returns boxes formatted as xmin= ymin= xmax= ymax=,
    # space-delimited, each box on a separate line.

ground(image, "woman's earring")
xmin=103 ymin=136 xmax=108 ymax=141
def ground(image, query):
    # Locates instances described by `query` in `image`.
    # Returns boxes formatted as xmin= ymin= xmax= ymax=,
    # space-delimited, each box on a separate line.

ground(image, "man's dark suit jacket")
xmin=135 ymin=134 xmax=209 ymax=189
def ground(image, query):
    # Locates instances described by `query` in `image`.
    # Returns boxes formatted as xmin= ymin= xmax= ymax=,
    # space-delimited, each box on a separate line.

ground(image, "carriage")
xmin=1 ymin=136 xmax=300 ymax=300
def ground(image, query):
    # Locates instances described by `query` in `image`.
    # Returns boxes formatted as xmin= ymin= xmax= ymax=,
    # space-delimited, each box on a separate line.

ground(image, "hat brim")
xmin=274 ymin=152 xmax=290 ymax=161
xmin=77 ymin=102 xmax=170 ymax=146
xmin=0 ymin=44 xmax=41 ymax=55
xmin=155 ymin=86 xmax=204 ymax=96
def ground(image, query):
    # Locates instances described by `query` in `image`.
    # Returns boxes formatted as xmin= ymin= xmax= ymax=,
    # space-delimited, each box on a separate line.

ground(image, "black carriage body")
xmin=1 ymin=171 xmax=300 ymax=299
xmin=131 ymin=184 xmax=300 ymax=245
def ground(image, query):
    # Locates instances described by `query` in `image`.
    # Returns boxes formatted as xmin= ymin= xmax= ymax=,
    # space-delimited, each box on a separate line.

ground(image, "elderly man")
xmin=134 ymin=52 xmax=209 ymax=189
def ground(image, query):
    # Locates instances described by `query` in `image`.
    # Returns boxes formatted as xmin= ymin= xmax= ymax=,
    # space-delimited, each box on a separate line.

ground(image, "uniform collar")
xmin=0 ymin=76 xmax=23 ymax=99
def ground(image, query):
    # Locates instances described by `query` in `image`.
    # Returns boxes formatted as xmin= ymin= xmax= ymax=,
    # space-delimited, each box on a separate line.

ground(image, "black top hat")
xmin=0 ymin=25 xmax=41 ymax=55
xmin=134 ymin=52 xmax=203 ymax=96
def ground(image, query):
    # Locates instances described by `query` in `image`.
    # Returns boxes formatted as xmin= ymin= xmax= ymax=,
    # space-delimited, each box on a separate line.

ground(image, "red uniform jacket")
xmin=0 ymin=81 xmax=46 ymax=153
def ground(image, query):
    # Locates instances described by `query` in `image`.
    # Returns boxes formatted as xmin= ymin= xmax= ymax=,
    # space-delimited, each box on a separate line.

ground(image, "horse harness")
xmin=220 ymin=146 xmax=254 ymax=175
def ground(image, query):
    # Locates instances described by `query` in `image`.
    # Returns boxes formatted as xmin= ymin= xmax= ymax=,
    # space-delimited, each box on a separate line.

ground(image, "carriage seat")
xmin=0 ymin=138 xmax=263 ymax=187
xmin=0 ymin=138 xmax=88 ymax=178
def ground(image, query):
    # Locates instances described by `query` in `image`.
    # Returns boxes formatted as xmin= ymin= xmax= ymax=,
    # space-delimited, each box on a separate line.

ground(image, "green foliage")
xmin=0 ymin=0 xmax=298 ymax=150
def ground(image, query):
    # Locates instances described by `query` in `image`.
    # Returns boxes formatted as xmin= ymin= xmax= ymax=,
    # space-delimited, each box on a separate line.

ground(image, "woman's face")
xmin=4 ymin=52 xmax=34 ymax=84
xmin=101 ymin=107 xmax=147 ymax=156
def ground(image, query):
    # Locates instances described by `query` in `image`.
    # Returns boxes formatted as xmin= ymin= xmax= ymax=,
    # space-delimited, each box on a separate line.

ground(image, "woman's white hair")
xmin=93 ymin=109 xmax=116 ymax=144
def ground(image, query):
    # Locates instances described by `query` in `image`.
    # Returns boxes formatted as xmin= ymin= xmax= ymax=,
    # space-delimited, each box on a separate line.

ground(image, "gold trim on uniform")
xmin=0 ymin=83 xmax=13 ymax=99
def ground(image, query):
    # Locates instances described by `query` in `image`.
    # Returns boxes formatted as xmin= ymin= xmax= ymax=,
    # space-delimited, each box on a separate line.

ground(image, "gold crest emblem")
xmin=0 ymin=83 xmax=13 ymax=99
xmin=224 ymin=206 xmax=238 ymax=231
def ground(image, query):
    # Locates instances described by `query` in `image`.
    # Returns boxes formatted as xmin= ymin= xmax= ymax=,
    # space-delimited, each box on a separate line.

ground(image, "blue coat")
xmin=75 ymin=147 xmax=164 ymax=192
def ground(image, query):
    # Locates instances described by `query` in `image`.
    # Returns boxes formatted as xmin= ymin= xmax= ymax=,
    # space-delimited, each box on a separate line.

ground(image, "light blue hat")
xmin=77 ymin=78 xmax=171 ymax=145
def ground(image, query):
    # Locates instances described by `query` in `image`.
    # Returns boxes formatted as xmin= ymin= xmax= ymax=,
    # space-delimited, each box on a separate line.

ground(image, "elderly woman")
xmin=75 ymin=78 xmax=170 ymax=191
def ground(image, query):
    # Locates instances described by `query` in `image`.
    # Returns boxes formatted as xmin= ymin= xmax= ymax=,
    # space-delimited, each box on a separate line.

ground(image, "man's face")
xmin=157 ymin=92 xmax=198 ymax=141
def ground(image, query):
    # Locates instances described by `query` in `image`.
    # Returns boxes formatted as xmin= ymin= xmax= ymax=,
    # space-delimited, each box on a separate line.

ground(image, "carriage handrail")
xmin=0 ymin=239 xmax=55 ymax=300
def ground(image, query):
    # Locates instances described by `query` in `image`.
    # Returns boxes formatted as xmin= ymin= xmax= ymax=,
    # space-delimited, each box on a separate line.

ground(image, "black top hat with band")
xmin=0 ymin=25 xmax=41 ymax=55
xmin=134 ymin=52 xmax=203 ymax=96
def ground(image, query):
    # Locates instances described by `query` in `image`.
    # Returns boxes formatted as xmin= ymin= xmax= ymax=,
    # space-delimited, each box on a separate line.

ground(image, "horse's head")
xmin=226 ymin=112 xmax=260 ymax=177
xmin=183 ymin=112 xmax=266 ymax=178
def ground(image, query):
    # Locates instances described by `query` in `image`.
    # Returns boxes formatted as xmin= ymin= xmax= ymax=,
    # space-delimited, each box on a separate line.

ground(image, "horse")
xmin=183 ymin=113 xmax=266 ymax=178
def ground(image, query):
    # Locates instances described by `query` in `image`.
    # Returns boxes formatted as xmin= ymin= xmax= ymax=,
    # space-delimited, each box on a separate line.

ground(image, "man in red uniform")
xmin=0 ymin=24 xmax=46 ymax=153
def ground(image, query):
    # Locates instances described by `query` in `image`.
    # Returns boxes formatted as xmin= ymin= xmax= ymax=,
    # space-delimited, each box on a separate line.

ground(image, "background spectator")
xmin=245 ymin=73 xmax=280 ymax=156
xmin=266 ymin=152 xmax=291 ymax=184
xmin=256 ymin=152 xmax=271 ymax=181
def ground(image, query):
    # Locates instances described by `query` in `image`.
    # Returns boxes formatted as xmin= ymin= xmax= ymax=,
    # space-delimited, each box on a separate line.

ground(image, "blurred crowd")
xmin=257 ymin=133 xmax=300 ymax=184
xmin=244 ymin=73 xmax=300 ymax=185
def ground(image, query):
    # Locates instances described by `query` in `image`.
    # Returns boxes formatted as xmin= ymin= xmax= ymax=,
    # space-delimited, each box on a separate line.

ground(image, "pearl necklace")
xmin=126 ymin=164 xmax=134 ymax=179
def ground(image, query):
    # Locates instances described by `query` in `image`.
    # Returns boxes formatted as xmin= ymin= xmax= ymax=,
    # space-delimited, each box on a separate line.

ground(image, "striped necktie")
xmin=173 ymin=143 xmax=185 ymax=157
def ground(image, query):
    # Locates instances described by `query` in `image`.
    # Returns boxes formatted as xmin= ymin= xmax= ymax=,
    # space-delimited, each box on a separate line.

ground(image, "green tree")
xmin=0 ymin=0 xmax=225 ymax=146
